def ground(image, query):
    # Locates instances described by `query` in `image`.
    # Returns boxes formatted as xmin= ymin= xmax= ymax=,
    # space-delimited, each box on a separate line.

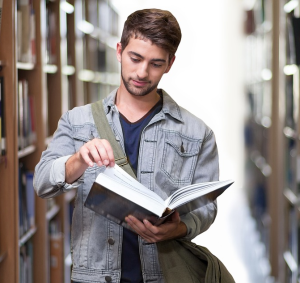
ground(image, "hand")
xmin=66 ymin=139 xmax=115 ymax=184
xmin=77 ymin=138 xmax=115 ymax=167
xmin=125 ymin=211 xmax=187 ymax=243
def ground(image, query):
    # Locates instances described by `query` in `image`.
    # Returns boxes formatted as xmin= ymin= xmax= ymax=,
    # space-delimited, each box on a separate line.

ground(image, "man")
xmin=34 ymin=8 xmax=219 ymax=283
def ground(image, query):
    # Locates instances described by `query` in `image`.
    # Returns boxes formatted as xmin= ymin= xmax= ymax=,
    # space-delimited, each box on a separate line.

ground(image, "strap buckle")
xmin=115 ymin=156 xmax=128 ymax=167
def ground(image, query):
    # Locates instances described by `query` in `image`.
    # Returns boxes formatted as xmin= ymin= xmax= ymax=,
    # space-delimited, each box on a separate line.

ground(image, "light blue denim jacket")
xmin=34 ymin=89 xmax=219 ymax=283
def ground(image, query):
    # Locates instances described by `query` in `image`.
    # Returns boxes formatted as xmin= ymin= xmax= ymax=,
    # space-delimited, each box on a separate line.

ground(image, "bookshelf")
xmin=0 ymin=0 xmax=119 ymax=282
xmin=244 ymin=0 xmax=300 ymax=282
xmin=244 ymin=0 xmax=275 ymax=276
xmin=281 ymin=1 xmax=300 ymax=283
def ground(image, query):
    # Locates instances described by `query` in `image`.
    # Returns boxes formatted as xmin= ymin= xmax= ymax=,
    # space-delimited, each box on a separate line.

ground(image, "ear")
xmin=164 ymin=55 xmax=176 ymax=74
xmin=116 ymin=42 xmax=122 ymax=63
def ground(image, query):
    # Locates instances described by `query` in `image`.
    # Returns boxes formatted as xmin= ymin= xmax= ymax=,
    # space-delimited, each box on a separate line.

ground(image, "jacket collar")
xmin=103 ymin=88 xmax=183 ymax=123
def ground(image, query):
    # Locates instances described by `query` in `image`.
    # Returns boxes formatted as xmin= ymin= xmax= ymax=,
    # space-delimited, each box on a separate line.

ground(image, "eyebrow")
xmin=128 ymin=51 xmax=167 ymax=63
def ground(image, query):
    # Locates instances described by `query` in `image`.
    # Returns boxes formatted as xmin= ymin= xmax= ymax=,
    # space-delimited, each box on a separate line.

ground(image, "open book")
xmin=84 ymin=165 xmax=234 ymax=227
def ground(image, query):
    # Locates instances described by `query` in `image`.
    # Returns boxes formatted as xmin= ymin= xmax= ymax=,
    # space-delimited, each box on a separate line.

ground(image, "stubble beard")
xmin=121 ymin=68 xmax=158 ymax=97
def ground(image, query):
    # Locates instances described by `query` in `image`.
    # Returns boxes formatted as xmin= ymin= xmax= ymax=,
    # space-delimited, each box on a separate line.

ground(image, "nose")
xmin=136 ymin=62 xmax=149 ymax=79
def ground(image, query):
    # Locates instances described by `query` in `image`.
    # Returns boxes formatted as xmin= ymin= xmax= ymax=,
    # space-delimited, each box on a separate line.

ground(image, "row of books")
xmin=19 ymin=163 xmax=35 ymax=238
xmin=49 ymin=218 xmax=64 ymax=283
xmin=0 ymin=76 xmax=6 ymax=157
xmin=45 ymin=3 xmax=56 ymax=64
xmin=17 ymin=0 xmax=36 ymax=64
xmin=18 ymin=79 xmax=36 ymax=150
xmin=20 ymin=241 xmax=33 ymax=283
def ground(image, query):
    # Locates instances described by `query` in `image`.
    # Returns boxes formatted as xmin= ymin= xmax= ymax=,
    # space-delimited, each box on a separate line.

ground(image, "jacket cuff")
xmin=50 ymin=155 xmax=84 ymax=191
xmin=180 ymin=213 xmax=200 ymax=240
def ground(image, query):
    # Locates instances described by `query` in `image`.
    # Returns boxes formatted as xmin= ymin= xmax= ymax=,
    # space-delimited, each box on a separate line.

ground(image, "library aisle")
xmin=1 ymin=0 xmax=300 ymax=282
xmin=112 ymin=0 xmax=261 ymax=281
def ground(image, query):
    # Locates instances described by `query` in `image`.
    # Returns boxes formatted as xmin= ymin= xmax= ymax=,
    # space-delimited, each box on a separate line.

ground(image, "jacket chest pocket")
xmin=73 ymin=126 xmax=99 ymax=152
xmin=160 ymin=132 xmax=201 ymax=185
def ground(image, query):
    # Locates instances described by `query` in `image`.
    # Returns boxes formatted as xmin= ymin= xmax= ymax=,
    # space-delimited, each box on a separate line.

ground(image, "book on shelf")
xmin=17 ymin=0 xmax=36 ymax=64
xmin=84 ymin=165 xmax=234 ymax=228
xmin=19 ymin=164 xmax=36 ymax=237
xmin=17 ymin=79 xmax=36 ymax=150
xmin=49 ymin=234 xmax=64 ymax=283
xmin=46 ymin=5 xmax=57 ymax=64
xmin=19 ymin=241 xmax=33 ymax=283
xmin=292 ymin=16 xmax=300 ymax=66
xmin=49 ymin=218 xmax=63 ymax=283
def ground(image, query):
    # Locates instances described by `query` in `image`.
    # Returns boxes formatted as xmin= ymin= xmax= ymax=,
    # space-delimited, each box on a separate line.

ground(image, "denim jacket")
xmin=34 ymin=89 xmax=219 ymax=283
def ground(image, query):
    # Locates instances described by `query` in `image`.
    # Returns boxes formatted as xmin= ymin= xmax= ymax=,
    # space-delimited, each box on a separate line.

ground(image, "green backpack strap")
xmin=91 ymin=100 xmax=137 ymax=178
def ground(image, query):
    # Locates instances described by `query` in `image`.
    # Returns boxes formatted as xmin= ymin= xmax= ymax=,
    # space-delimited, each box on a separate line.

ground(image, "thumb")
xmin=170 ymin=210 xmax=180 ymax=222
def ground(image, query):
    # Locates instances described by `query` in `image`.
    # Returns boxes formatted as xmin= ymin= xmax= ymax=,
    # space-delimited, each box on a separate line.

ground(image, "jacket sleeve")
xmin=33 ymin=111 xmax=83 ymax=198
xmin=180 ymin=130 xmax=219 ymax=240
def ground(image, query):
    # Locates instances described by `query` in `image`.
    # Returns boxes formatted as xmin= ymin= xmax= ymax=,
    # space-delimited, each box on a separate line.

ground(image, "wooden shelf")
xmin=283 ymin=188 xmax=300 ymax=206
xmin=46 ymin=204 xmax=60 ymax=221
xmin=17 ymin=62 xmax=35 ymax=70
xmin=283 ymin=251 xmax=298 ymax=272
xmin=283 ymin=126 xmax=299 ymax=140
xmin=19 ymin=226 xmax=37 ymax=247
xmin=43 ymin=64 xmax=58 ymax=74
xmin=18 ymin=145 xmax=36 ymax=159
xmin=0 ymin=0 xmax=120 ymax=282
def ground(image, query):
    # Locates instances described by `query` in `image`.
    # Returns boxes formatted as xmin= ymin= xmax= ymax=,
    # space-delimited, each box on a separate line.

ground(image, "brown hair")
xmin=120 ymin=9 xmax=182 ymax=61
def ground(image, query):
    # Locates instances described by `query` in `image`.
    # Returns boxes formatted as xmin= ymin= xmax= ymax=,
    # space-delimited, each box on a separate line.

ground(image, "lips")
xmin=132 ymin=79 xmax=149 ymax=87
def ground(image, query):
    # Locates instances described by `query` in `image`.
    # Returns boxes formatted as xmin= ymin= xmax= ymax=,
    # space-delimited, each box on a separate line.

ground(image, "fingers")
xmin=78 ymin=139 xmax=115 ymax=167
xmin=125 ymin=215 xmax=181 ymax=243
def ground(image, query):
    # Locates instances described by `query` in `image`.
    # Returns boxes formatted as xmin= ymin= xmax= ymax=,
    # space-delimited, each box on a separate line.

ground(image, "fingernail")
xmin=103 ymin=159 xmax=109 ymax=165
xmin=97 ymin=161 xmax=102 ymax=166
xmin=89 ymin=162 xmax=93 ymax=167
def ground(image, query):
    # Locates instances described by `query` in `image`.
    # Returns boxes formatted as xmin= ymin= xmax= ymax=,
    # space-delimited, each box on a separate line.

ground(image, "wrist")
xmin=176 ymin=221 xmax=187 ymax=239
xmin=65 ymin=152 xmax=88 ymax=183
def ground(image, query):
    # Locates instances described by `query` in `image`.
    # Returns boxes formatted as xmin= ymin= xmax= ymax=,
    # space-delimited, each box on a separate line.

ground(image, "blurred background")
xmin=0 ymin=0 xmax=299 ymax=282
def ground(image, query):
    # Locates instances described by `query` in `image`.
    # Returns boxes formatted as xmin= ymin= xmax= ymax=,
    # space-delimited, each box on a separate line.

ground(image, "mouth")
xmin=131 ymin=79 xmax=149 ymax=87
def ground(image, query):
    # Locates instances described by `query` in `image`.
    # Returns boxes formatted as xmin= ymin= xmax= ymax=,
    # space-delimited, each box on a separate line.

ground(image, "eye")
xmin=152 ymin=63 xmax=162 ymax=68
xmin=131 ymin=57 xmax=140 ymax=63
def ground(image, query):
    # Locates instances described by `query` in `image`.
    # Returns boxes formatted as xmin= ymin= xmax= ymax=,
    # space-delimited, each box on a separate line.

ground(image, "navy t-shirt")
xmin=119 ymin=98 xmax=162 ymax=283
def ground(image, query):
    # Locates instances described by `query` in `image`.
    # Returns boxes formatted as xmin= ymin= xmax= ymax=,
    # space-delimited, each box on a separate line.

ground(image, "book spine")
xmin=18 ymin=80 xmax=24 ymax=149
xmin=29 ymin=4 xmax=36 ymax=64
xmin=25 ymin=172 xmax=35 ymax=228
xmin=29 ymin=96 xmax=36 ymax=144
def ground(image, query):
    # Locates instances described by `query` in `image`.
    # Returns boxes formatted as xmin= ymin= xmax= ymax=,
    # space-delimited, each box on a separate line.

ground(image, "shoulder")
xmin=66 ymin=104 xmax=94 ymax=126
xmin=179 ymin=105 xmax=213 ymax=140
xmin=161 ymin=89 xmax=213 ymax=141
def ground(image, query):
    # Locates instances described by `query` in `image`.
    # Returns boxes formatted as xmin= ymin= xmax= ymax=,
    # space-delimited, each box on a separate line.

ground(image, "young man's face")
xmin=116 ymin=37 xmax=175 ymax=97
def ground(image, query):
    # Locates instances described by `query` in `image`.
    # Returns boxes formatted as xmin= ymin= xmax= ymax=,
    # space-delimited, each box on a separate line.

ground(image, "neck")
xmin=115 ymin=83 xmax=160 ymax=122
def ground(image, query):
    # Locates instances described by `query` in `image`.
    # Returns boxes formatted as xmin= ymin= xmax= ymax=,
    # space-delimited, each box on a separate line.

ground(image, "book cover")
xmin=84 ymin=165 xmax=233 ymax=228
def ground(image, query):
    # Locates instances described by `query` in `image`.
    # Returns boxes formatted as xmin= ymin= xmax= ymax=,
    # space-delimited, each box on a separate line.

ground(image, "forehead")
xmin=124 ymin=37 xmax=169 ymax=60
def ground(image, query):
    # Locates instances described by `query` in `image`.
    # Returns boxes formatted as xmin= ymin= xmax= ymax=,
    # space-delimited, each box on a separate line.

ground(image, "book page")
xmin=103 ymin=165 xmax=163 ymax=203
xmin=165 ymin=180 xmax=234 ymax=210
xmin=95 ymin=165 xmax=166 ymax=216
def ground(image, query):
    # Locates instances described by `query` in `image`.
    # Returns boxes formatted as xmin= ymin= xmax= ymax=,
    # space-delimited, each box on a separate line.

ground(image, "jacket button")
xmin=108 ymin=238 xmax=115 ymax=245
xmin=105 ymin=276 xmax=112 ymax=282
